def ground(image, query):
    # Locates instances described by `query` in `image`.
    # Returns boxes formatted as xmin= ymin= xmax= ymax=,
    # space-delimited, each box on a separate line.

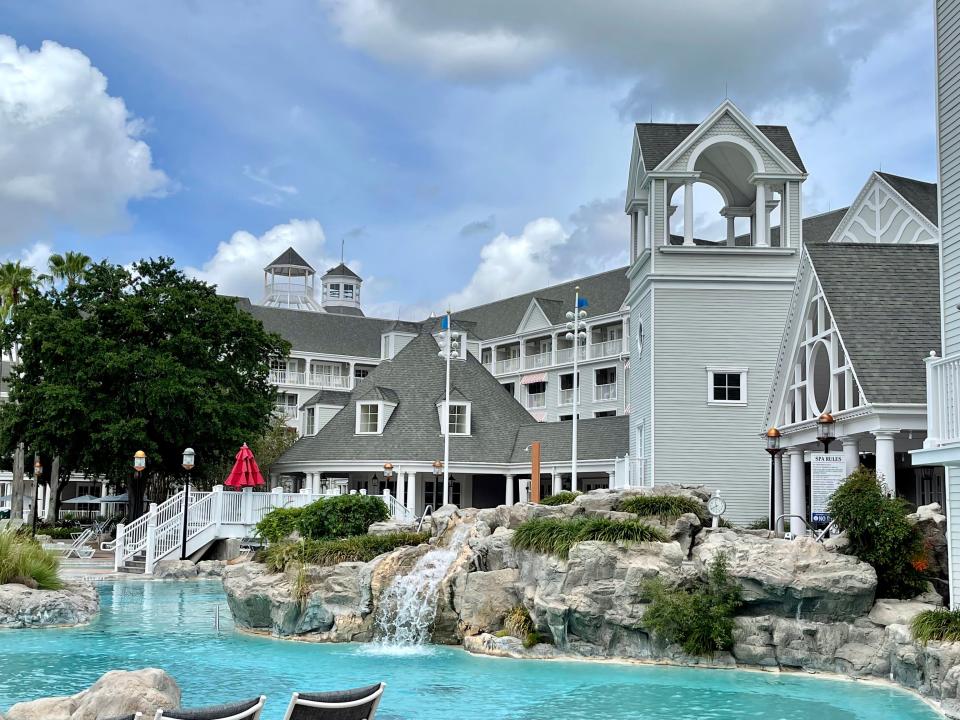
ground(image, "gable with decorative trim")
xmin=829 ymin=173 xmax=938 ymax=244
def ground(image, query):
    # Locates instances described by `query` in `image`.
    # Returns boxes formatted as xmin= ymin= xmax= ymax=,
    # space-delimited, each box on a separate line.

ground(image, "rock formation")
xmin=0 ymin=581 xmax=99 ymax=628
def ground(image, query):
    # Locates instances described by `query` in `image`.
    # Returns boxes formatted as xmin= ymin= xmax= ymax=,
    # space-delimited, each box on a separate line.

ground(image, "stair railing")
xmin=116 ymin=491 xmax=184 ymax=568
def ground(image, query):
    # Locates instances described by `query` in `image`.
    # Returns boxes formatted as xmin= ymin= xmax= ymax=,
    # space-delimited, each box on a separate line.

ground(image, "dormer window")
xmin=357 ymin=402 xmax=380 ymax=434
xmin=436 ymin=400 xmax=471 ymax=435
xmin=328 ymin=283 xmax=340 ymax=299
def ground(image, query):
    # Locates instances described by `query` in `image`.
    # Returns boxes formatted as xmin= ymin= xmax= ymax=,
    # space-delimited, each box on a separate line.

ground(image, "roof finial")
xmin=340 ymin=237 xmax=345 ymax=264
xmin=724 ymin=80 xmax=728 ymax=100
xmin=649 ymin=104 xmax=653 ymax=124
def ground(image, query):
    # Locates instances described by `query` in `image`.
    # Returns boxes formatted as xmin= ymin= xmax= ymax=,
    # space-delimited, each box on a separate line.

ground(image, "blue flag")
xmin=577 ymin=297 xmax=589 ymax=308
xmin=441 ymin=315 xmax=449 ymax=330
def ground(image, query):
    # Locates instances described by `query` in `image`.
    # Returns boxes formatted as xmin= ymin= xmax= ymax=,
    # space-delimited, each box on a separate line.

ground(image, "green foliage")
xmin=262 ymin=532 xmax=430 ymax=573
xmin=206 ymin=415 xmax=297 ymax=490
xmin=642 ymin=554 xmax=742 ymax=657
xmin=0 ymin=530 xmax=63 ymax=590
xmin=0 ymin=257 xmax=290 ymax=519
xmin=540 ymin=491 xmax=581 ymax=506
xmin=40 ymin=526 xmax=82 ymax=540
xmin=745 ymin=518 xmax=770 ymax=530
xmin=511 ymin=517 xmax=667 ymax=558
xmin=254 ymin=506 xmax=304 ymax=544
xmin=827 ymin=468 xmax=927 ymax=598
xmin=912 ymin=609 xmax=960 ymax=644
xmin=297 ymin=494 xmax=390 ymax=540
xmin=504 ymin=605 xmax=535 ymax=638
xmin=617 ymin=494 xmax=707 ymax=523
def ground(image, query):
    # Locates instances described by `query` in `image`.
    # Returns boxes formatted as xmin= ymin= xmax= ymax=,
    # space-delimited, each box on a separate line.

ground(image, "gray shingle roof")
xmin=450 ymin=267 xmax=629 ymax=340
xmin=266 ymin=247 xmax=314 ymax=271
xmin=242 ymin=304 xmax=393 ymax=359
xmin=323 ymin=262 xmax=362 ymax=280
xmin=324 ymin=306 xmax=366 ymax=317
xmin=301 ymin=389 xmax=351 ymax=409
xmin=635 ymin=123 xmax=806 ymax=173
xmin=877 ymin=172 xmax=938 ymax=226
xmin=800 ymin=208 xmax=849 ymax=244
xmin=511 ymin=415 xmax=629 ymax=463
xmin=805 ymin=243 xmax=940 ymax=404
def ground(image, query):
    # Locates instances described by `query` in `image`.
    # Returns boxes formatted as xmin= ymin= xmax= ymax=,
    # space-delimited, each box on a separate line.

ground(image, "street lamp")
xmin=432 ymin=460 xmax=443 ymax=506
xmin=438 ymin=312 xmax=458 ymax=506
xmin=383 ymin=462 xmax=394 ymax=496
xmin=765 ymin=428 xmax=782 ymax=534
xmin=131 ymin=450 xmax=147 ymax=520
xmin=564 ymin=286 xmax=588 ymax=492
xmin=817 ymin=413 xmax=835 ymax=453
xmin=31 ymin=458 xmax=42 ymax=535
xmin=180 ymin=448 xmax=195 ymax=560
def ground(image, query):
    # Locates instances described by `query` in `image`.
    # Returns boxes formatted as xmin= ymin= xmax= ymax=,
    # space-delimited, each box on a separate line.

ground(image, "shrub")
xmin=826 ymin=468 xmax=927 ymax=599
xmin=0 ymin=530 xmax=63 ymax=590
xmin=540 ymin=491 xmax=581 ymax=506
xmin=511 ymin=517 xmax=667 ymax=558
xmin=745 ymin=518 xmax=770 ymax=530
xmin=297 ymin=494 xmax=390 ymax=540
xmin=262 ymin=531 xmax=430 ymax=573
xmin=504 ymin=605 xmax=535 ymax=638
xmin=617 ymin=494 xmax=707 ymax=523
xmin=642 ymin=554 xmax=742 ymax=656
xmin=255 ymin=506 xmax=304 ymax=544
xmin=912 ymin=609 xmax=960 ymax=643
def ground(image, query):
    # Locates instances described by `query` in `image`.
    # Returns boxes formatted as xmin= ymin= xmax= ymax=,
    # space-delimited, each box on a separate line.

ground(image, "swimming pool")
xmin=0 ymin=581 xmax=943 ymax=719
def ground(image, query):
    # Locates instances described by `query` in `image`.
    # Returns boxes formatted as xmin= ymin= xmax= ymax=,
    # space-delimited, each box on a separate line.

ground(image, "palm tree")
xmin=0 ymin=261 xmax=37 ymax=329
xmin=47 ymin=251 xmax=91 ymax=288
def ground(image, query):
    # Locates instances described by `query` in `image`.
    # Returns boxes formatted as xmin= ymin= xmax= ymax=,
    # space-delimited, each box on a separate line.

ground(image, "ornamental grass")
xmin=262 ymin=531 xmax=430 ymax=573
xmin=617 ymin=494 xmax=707 ymax=524
xmin=911 ymin=609 xmax=960 ymax=644
xmin=539 ymin=491 xmax=581 ymax=506
xmin=511 ymin=517 xmax=667 ymax=558
xmin=0 ymin=529 xmax=63 ymax=590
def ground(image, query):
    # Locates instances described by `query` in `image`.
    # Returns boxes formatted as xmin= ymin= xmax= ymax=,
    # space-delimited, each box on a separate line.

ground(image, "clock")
xmin=635 ymin=321 xmax=644 ymax=357
xmin=707 ymin=495 xmax=726 ymax=517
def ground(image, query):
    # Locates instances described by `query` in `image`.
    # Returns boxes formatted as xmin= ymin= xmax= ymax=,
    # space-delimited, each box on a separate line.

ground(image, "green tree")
xmin=202 ymin=414 xmax=297 ymax=490
xmin=0 ymin=257 xmax=290 ymax=519
xmin=47 ymin=251 xmax=92 ymax=289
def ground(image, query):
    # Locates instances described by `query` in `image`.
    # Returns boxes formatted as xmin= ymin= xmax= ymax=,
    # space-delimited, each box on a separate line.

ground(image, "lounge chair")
xmin=282 ymin=683 xmax=385 ymax=720
xmin=155 ymin=696 xmax=265 ymax=720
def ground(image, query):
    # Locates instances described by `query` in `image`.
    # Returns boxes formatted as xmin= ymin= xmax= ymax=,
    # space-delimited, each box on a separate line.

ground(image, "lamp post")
xmin=765 ymin=428 xmax=783 ymax=534
xmin=437 ymin=312 xmax=458 ymax=506
xmin=817 ymin=413 xmax=835 ymax=454
xmin=180 ymin=448 xmax=195 ymax=560
xmin=383 ymin=462 xmax=394 ymax=502
xmin=432 ymin=460 xmax=443 ymax=507
xmin=132 ymin=450 xmax=147 ymax=520
xmin=565 ymin=287 xmax=587 ymax=492
xmin=31 ymin=458 xmax=42 ymax=535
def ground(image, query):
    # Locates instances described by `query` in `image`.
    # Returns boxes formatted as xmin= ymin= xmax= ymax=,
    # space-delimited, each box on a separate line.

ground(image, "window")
xmin=448 ymin=403 xmax=469 ymax=435
xmin=526 ymin=381 xmax=546 ymax=409
xmin=424 ymin=477 xmax=460 ymax=508
xmin=354 ymin=366 xmax=369 ymax=379
xmin=344 ymin=284 xmax=354 ymax=300
xmin=275 ymin=393 xmax=298 ymax=418
xmin=595 ymin=410 xmax=616 ymax=418
xmin=328 ymin=283 xmax=340 ymax=299
xmin=381 ymin=335 xmax=389 ymax=359
xmin=357 ymin=403 xmax=380 ymax=433
xmin=595 ymin=367 xmax=616 ymax=385
xmin=559 ymin=414 xmax=579 ymax=421
xmin=594 ymin=367 xmax=617 ymax=401
xmin=501 ymin=382 xmax=515 ymax=397
xmin=559 ymin=372 xmax=579 ymax=405
xmin=707 ymin=368 xmax=748 ymax=405
xmin=305 ymin=407 xmax=316 ymax=435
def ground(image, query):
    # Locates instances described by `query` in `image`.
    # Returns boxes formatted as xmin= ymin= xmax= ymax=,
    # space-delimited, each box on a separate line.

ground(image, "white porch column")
xmin=788 ymin=448 xmax=806 ymax=537
xmin=774 ymin=452 xmax=784 ymax=537
xmin=552 ymin=473 xmax=562 ymax=495
xmin=395 ymin=469 xmax=406 ymax=509
xmin=683 ymin=181 xmax=694 ymax=246
xmin=406 ymin=471 xmax=417 ymax=514
xmin=637 ymin=205 xmax=647 ymax=252
xmin=726 ymin=215 xmax=736 ymax=245
xmin=518 ymin=479 xmax=531 ymax=504
xmin=841 ymin=437 xmax=860 ymax=476
xmin=873 ymin=431 xmax=897 ymax=496
xmin=755 ymin=183 xmax=769 ymax=247
xmin=505 ymin=474 xmax=515 ymax=506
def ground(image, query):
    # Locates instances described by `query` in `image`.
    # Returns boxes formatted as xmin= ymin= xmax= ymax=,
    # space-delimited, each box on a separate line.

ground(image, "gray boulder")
xmin=153 ymin=560 xmax=199 ymax=579
xmin=470 ymin=527 xmax=518 ymax=571
xmin=693 ymin=530 xmax=876 ymax=621
xmin=868 ymin=598 xmax=942 ymax=627
xmin=5 ymin=668 xmax=180 ymax=720
xmin=0 ymin=581 xmax=99 ymax=628
xmin=455 ymin=568 xmax=520 ymax=636
xmin=196 ymin=560 xmax=226 ymax=577
xmin=909 ymin=503 xmax=949 ymax=601
xmin=368 ymin=520 xmax=417 ymax=536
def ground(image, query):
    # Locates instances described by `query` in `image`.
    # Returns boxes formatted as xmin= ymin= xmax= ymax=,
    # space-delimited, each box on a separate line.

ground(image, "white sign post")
xmin=810 ymin=452 xmax=846 ymax=524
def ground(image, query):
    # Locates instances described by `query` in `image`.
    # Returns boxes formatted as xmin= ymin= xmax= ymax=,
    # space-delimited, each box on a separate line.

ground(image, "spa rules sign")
xmin=810 ymin=452 xmax=846 ymax=523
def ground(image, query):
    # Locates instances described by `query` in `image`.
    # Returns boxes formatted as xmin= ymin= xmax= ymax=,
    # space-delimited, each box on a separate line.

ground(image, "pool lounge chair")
xmin=155 ymin=695 xmax=266 ymax=720
xmin=283 ymin=682 xmax=385 ymax=720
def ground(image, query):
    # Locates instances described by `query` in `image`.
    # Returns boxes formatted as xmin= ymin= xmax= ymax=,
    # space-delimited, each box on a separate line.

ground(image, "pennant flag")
xmin=577 ymin=297 xmax=589 ymax=308
xmin=441 ymin=314 xmax=449 ymax=330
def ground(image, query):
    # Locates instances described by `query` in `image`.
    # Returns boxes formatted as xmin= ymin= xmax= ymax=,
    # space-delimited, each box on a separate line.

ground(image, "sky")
xmin=0 ymin=0 xmax=937 ymax=318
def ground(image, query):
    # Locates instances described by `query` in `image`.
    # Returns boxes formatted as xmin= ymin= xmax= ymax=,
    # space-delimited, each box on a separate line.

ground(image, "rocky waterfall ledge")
xmin=221 ymin=487 xmax=960 ymax=717
xmin=0 ymin=581 xmax=99 ymax=629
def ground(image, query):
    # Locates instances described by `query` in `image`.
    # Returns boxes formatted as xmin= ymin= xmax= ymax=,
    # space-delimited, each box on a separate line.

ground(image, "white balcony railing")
xmin=591 ymin=338 xmax=623 ymax=358
xmin=524 ymin=351 xmax=551 ymax=369
xmin=558 ymin=388 xmax=580 ymax=406
xmin=526 ymin=392 xmax=546 ymax=409
xmin=495 ymin=357 xmax=520 ymax=374
xmin=556 ymin=346 xmax=586 ymax=364
xmin=270 ymin=369 xmax=351 ymax=389
xmin=595 ymin=383 xmax=617 ymax=401
xmin=924 ymin=351 xmax=960 ymax=448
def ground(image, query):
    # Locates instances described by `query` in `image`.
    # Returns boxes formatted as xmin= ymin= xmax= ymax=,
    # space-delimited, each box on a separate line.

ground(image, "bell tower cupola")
xmin=262 ymin=247 xmax=321 ymax=312
xmin=321 ymin=262 xmax=364 ymax=316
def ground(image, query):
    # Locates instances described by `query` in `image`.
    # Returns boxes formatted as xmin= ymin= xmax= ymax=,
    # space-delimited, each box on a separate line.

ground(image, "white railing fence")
xmin=925 ymin=351 xmax=960 ymax=448
xmin=613 ymin=455 xmax=651 ymax=489
xmin=591 ymin=338 xmax=623 ymax=359
xmin=595 ymin=383 xmax=617 ymax=401
xmin=495 ymin=357 xmax=520 ymax=374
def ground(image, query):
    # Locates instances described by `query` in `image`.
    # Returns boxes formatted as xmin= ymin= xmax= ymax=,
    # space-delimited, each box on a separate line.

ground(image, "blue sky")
xmin=0 ymin=0 xmax=937 ymax=316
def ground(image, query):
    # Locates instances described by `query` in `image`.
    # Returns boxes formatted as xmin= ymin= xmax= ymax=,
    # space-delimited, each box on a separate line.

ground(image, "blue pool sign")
xmin=810 ymin=452 xmax=846 ymax=523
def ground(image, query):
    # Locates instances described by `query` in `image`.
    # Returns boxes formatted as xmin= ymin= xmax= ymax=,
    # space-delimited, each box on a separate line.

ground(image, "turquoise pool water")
xmin=0 ymin=581 xmax=943 ymax=719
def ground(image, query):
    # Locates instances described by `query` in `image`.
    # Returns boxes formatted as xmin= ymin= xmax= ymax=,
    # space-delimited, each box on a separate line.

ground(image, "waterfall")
xmin=373 ymin=523 xmax=470 ymax=648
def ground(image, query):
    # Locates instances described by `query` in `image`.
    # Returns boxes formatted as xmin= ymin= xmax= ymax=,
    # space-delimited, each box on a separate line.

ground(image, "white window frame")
xmin=328 ymin=283 xmax=341 ymax=299
xmin=437 ymin=400 xmax=471 ymax=436
xmin=593 ymin=364 xmax=618 ymax=402
xmin=356 ymin=402 xmax=381 ymax=434
xmin=305 ymin=407 xmax=316 ymax=436
xmin=343 ymin=284 xmax=354 ymax=300
xmin=706 ymin=367 xmax=748 ymax=406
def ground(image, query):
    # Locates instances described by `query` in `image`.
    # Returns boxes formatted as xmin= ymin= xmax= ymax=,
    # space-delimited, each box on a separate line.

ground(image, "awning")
xmin=63 ymin=494 xmax=102 ymax=505
xmin=521 ymin=373 xmax=547 ymax=385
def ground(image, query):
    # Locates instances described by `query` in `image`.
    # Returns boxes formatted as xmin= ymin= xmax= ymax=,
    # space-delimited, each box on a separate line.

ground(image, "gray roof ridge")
xmin=875 ymin=170 xmax=937 ymax=187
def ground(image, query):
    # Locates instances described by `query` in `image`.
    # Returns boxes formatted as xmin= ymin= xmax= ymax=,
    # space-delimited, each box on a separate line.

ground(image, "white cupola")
xmin=321 ymin=262 xmax=364 ymax=315
xmin=262 ymin=247 xmax=321 ymax=312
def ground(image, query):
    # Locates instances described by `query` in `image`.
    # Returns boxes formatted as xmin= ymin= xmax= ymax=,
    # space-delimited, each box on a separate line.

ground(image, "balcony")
xmin=558 ymin=388 xmax=580 ymax=406
xmin=270 ymin=369 xmax=351 ymax=390
xmin=556 ymin=346 xmax=586 ymax=364
xmin=524 ymin=351 xmax=551 ymax=369
xmin=591 ymin=338 xmax=623 ymax=359
xmin=920 ymin=352 xmax=960 ymax=454
xmin=526 ymin=392 xmax=546 ymax=409
xmin=495 ymin=357 xmax=520 ymax=374
xmin=594 ymin=383 xmax=617 ymax=402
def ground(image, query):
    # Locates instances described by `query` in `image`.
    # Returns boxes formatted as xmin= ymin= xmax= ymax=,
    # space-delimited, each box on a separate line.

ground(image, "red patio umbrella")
xmin=224 ymin=443 xmax=266 ymax=489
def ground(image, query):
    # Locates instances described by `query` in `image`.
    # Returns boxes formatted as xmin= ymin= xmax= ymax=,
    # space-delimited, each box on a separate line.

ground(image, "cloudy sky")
xmin=0 ymin=0 xmax=936 ymax=316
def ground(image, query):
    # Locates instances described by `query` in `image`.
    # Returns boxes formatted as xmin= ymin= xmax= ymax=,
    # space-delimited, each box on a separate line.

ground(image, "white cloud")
xmin=0 ymin=36 xmax=170 ymax=243
xmin=186 ymin=219 xmax=347 ymax=300
xmin=322 ymin=0 xmax=918 ymax=118
xmin=243 ymin=165 xmax=299 ymax=207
